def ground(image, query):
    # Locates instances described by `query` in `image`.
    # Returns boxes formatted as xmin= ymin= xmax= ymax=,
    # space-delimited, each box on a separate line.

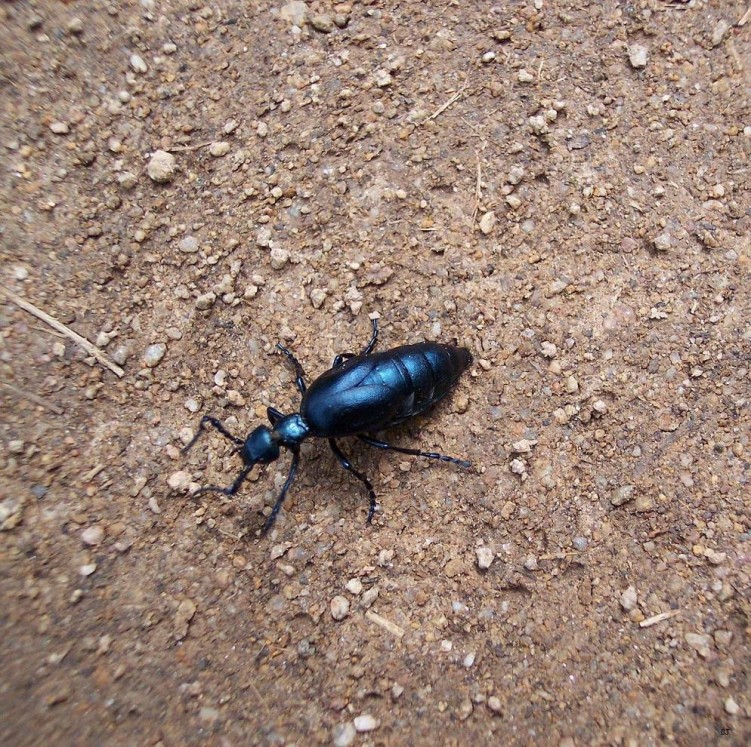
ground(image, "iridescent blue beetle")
xmin=183 ymin=319 xmax=472 ymax=533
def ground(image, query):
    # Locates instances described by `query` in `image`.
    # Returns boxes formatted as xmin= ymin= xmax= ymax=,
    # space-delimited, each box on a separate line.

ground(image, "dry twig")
xmin=1 ymin=286 xmax=125 ymax=378
xmin=0 ymin=381 xmax=64 ymax=415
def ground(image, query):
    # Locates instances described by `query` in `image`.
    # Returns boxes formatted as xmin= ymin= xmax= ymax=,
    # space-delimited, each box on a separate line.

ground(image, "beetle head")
xmin=241 ymin=425 xmax=281 ymax=466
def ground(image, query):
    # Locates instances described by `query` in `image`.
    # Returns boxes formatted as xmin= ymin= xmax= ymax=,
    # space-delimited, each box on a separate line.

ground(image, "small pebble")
xmin=517 ymin=68 xmax=535 ymax=83
xmin=479 ymin=211 xmax=496 ymax=235
xmin=353 ymin=714 xmax=379 ymax=733
xmin=310 ymin=13 xmax=334 ymax=33
xmin=49 ymin=121 xmax=70 ymax=135
xmin=463 ymin=652 xmax=476 ymax=668
xmin=143 ymin=343 xmax=166 ymax=367
xmin=66 ymin=17 xmax=84 ymax=35
xmin=611 ymin=485 xmax=635 ymax=507
xmin=209 ymin=141 xmax=230 ymax=157
xmin=724 ymin=696 xmax=740 ymax=716
xmin=332 ymin=722 xmax=356 ymax=747
xmin=80 ymin=563 xmax=97 ymax=577
xmin=345 ymin=578 xmax=363 ymax=595
xmin=178 ymin=236 xmax=199 ymax=253
xmin=9 ymin=439 xmax=24 ymax=454
xmin=168 ymin=471 xmax=192 ymax=492
xmin=270 ymin=246 xmax=290 ymax=270
xmin=572 ymin=536 xmax=588 ymax=551
xmin=628 ymin=44 xmax=648 ymax=69
xmin=330 ymin=595 xmax=350 ymax=621
xmin=195 ymin=291 xmax=216 ymax=310
xmin=685 ymin=632 xmax=712 ymax=658
xmin=653 ymin=233 xmax=672 ymax=252
xmin=118 ymin=171 xmax=138 ymax=189
xmin=476 ymin=546 xmax=494 ymax=570
xmin=541 ymin=341 xmax=557 ymax=358
xmin=130 ymin=53 xmax=148 ymax=74
xmin=81 ymin=526 xmax=104 ymax=546
xmin=620 ymin=585 xmax=638 ymax=611
xmin=147 ymin=150 xmax=176 ymax=183
xmin=487 ymin=696 xmax=503 ymax=714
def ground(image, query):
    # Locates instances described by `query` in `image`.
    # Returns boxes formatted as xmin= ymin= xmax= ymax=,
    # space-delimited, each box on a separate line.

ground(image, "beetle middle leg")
xmin=358 ymin=434 xmax=471 ymax=469
xmin=328 ymin=438 xmax=378 ymax=523
xmin=332 ymin=318 xmax=379 ymax=368
xmin=276 ymin=343 xmax=307 ymax=394
xmin=261 ymin=448 xmax=301 ymax=535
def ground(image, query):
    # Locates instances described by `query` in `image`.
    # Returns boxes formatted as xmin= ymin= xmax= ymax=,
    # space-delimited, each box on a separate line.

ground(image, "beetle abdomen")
xmin=301 ymin=343 xmax=471 ymax=437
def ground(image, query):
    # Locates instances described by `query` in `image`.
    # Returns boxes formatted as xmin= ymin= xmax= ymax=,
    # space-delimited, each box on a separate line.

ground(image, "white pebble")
xmin=540 ymin=341 xmax=557 ymax=358
xmin=353 ymin=714 xmax=379 ymax=732
xmin=620 ymin=585 xmax=638 ymax=611
xmin=463 ymin=652 xmax=476 ymax=668
xmin=270 ymin=246 xmax=289 ymax=270
xmin=628 ymin=44 xmax=648 ymax=69
xmin=81 ymin=526 xmax=104 ymax=546
xmin=147 ymin=150 xmax=176 ymax=183
xmin=168 ymin=471 xmax=192 ymax=492
xmin=209 ymin=141 xmax=230 ymax=157
xmin=724 ymin=696 xmax=740 ymax=715
xmin=345 ymin=578 xmax=363 ymax=595
xmin=79 ymin=563 xmax=97 ymax=577
xmin=143 ymin=343 xmax=166 ymax=367
xmin=130 ymin=53 xmax=148 ymax=74
xmin=330 ymin=595 xmax=350 ymax=620
xmin=178 ymin=236 xmax=199 ymax=253
xmin=476 ymin=547 xmax=494 ymax=570
xmin=332 ymin=722 xmax=356 ymax=747
xmin=479 ymin=211 xmax=496 ymax=235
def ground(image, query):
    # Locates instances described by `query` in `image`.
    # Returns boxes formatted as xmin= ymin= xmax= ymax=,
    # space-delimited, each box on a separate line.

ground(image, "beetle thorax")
xmin=272 ymin=413 xmax=310 ymax=447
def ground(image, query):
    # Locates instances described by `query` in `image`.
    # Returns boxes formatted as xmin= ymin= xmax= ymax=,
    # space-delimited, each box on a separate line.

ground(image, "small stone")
xmin=507 ymin=165 xmax=526 ymax=185
xmin=13 ymin=266 xmax=29 ymax=280
xmin=209 ymin=141 xmax=230 ymax=157
xmin=685 ymin=632 xmax=712 ymax=658
xmin=463 ymin=652 xmax=476 ymax=668
xmin=374 ymin=69 xmax=393 ymax=87
xmin=361 ymin=587 xmax=379 ymax=607
xmin=8 ymin=439 xmax=24 ymax=454
xmin=564 ymin=375 xmax=579 ymax=393
xmin=704 ymin=548 xmax=727 ymax=565
xmin=353 ymin=714 xmax=379 ymax=733
xmin=310 ymin=13 xmax=334 ymax=33
xmin=66 ymin=17 xmax=84 ymax=35
xmin=310 ymin=288 xmax=327 ymax=309
xmin=195 ymin=291 xmax=216 ymax=310
xmin=528 ymin=114 xmax=548 ymax=136
xmin=147 ymin=150 xmax=176 ymax=183
xmin=168 ymin=471 xmax=192 ymax=492
xmin=573 ymin=536 xmax=588 ymax=551
xmin=476 ymin=546 xmax=494 ymax=570
xmin=332 ymin=722 xmax=357 ymax=747
xmin=517 ymin=68 xmax=535 ymax=83
xmin=523 ymin=555 xmax=538 ymax=571
xmin=280 ymin=0 xmax=307 ymax=26
xmin=81 ymin=526 xmax=104 ymax=546
xmin=80 ymin=563 xmax=97 ymax=577
xmin=49 ymin=121 xmax=70 ymax=135
xmin=505 ymin=193 xmax=522 ymax=210
xmin=118 ymin=171 xmax=138 ymax=189
xmin=510 ymin=458 xmax=526 ymax=475
xmin=479 ymin=211 xmax=496 ymax=235
xmin=628 ymin=44 xmax=648 ymax=69
xmin=143 ymin=343 xmax=166 ymax=367
xmin=487 ymin=696 xmax=503 ymax=714
xmin=653 ymin=233 xmax=672 ymax=252
xmin=540 ymin=341 xmax=557 ymax=358
xmin=330 ymin=595 xmax=350 ymax=621
xmin=270 ymin=246 xmax=289 ymax=270
xmin=481 ymin=51 xmax=496 ymax=63
xmin=130 ymin=54 xmax=148 ymax=74
xmin=711 ymin=20 xmax=731 ymax=48
xmin=620 ymin=585 xmax=638 ymax=611
xmin=724 ymin=696 xmax=740 ymax=715
xmin=345 ymin=578 xmax=363 ymax=595
xmin=634 ymin=494 xmax=654 ymax=512
xmin=611 ymin=485 xmax=635 ymax=507
xmin=198 ymin=706 xmax=219 ymax=725
xmin=178 ymin=236 xmax=199 ymax=253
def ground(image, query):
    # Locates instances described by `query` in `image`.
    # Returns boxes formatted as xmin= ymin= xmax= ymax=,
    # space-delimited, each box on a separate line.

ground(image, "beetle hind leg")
xmin=359 ymin=434 xmax=471 ymax=469
xmin=328 ymin=439 xmax=378 ymax=523
xmin=332 ymin=317 xmax=379 ymax=368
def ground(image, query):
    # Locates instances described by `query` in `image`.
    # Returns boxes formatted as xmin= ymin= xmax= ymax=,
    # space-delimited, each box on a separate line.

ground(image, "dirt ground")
xmin=1 ymin=0 xmax=750 ymax=745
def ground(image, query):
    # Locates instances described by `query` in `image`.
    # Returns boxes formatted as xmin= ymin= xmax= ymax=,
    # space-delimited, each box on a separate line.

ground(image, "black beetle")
xmin=183 ymin=318 xmax=472 ymax=534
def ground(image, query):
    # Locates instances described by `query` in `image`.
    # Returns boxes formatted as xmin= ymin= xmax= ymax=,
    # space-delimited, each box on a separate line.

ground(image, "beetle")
xmin=183 ymin=318 xmax=472 ymax=534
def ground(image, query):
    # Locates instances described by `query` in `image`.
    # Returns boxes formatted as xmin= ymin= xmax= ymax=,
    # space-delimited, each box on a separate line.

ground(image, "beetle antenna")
xmin=261 ymin=448 xmax=301 ymax=535
xmin=183 ymin=415 xmax=244 ymax=454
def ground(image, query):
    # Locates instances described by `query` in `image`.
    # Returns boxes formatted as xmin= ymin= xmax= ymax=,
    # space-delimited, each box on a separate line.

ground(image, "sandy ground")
xmin=1 ymin=1 xmax=750 ymax=745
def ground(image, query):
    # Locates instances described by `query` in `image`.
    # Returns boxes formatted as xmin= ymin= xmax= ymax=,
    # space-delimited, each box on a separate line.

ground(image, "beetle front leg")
xmin=261 ymin=448 xmax=300 ymax=535
xmin=182 ymin=415 xmax=244 ymax=453
xmin=328 ymin=439 xmax=378 ymax=523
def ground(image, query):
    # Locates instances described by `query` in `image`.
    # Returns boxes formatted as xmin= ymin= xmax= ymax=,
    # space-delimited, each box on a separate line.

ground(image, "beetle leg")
xmin=331 ymin=318 xmax=379 ymax=368
xmin=276 ymin=343 xmax=307 ymax=394
xmin=182 ymin=415 xmax=244 ymax=453
xmin=358 ymin=434 xmax=471 ymax=469
xmin=261 ymin=448 xmax=300 ymax=535
xmin=191 ymin=464 xmax=254 ymax=498
xmin=328 ymin=439 xmax=378 ymax=524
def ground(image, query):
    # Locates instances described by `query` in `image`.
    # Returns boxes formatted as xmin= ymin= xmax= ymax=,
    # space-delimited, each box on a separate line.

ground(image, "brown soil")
xmin=1 ymin=1 xmax=750 ymax=745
